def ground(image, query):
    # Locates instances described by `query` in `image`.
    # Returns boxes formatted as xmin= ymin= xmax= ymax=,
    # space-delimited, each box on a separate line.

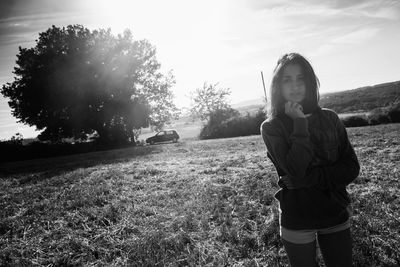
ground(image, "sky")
xmin=0 ymin=0 xmax=399 ymax=139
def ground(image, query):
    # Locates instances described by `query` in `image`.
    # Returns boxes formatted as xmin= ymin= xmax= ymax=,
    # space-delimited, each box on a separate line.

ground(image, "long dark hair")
xmin=267 ymin=53 xmax=320 ymax=118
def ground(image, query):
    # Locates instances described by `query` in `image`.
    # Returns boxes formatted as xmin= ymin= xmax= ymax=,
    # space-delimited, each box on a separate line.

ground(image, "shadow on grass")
xmin=0 ymin=145 xmax=162 ymax=179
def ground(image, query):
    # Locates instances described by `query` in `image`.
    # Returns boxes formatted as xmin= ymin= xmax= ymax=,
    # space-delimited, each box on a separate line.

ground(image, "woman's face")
xmin=281 ymin=64 xmax=306 ymax=103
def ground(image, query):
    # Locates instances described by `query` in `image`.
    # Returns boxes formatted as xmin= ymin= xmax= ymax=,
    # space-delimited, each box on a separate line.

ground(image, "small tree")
xmin=9 ymin=133 xmax=24 ymax=146
xmin=190 ymin=82 xmax=232 ymax=122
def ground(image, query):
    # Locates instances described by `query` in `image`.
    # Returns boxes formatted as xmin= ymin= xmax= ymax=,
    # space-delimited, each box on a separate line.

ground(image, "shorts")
xmin=280 ymin=219 xmax=351 ymax=244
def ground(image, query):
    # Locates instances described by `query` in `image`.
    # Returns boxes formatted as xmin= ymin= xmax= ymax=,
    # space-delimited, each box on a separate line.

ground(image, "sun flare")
xmin=79 ymin=0 xmax=231 ymax=108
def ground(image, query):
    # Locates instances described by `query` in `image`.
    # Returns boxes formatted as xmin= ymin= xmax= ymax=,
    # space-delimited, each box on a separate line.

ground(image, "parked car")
xmin=146 ymin=130 xmax=180 ymax=145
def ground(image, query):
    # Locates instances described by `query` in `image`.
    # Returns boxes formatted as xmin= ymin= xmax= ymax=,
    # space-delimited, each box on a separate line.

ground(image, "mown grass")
xmin=1 ymin=124 xmax=399 ymax=266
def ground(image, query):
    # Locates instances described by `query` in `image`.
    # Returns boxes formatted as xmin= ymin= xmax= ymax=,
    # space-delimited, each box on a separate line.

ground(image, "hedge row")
xmin=341 ymin=103 xmax=400 ymax=127
xmin=199 ymin=109 xmax=266 ymax=140
xmin=199 ymin=103 xmax=400 ymax=140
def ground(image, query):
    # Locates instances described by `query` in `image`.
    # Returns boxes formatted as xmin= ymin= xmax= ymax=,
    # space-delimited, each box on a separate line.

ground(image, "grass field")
xmin=1 ymin=123 xmax=399 ymax=266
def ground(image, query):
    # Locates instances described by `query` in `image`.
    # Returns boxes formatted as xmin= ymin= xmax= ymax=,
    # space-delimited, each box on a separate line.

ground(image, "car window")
xmin=157 ymin=132 xmax=165 ymax=136
xmin=166 ymin=131 xmax=174 ymax=135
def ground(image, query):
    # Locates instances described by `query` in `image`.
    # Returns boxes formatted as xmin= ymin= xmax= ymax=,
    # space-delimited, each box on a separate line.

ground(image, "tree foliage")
xmin=190 ymin=82 xmax=232 ymax=121
xmin=1 ymin=25 xmax=178 ymax=144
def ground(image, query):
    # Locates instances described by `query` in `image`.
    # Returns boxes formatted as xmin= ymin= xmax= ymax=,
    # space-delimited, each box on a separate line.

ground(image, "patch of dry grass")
xmin=1 ymin=124 xmax=399 ymax=266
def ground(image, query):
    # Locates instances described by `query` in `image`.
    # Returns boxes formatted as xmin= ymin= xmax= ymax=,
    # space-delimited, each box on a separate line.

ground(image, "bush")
xmin=199 ymin=108 xmax=266 ymax=140
xmin=367 ymin=111 xmax=391 ymax=125
xmin=199 ymin=108 xmax=240 ymax=140
xmin=341 ymin=116 xmax=369 ymax=127
xmin=388 ymin=109 xmax=400 ymax=123
xmin=387 ymin=101 xmax=400 ymax=123
xmin=366 ymin=101 xmax=400 ymax=125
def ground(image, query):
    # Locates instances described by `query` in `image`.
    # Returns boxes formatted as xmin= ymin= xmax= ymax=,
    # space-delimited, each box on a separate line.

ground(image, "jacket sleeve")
xmin=303 ymin=114 xmax=360 ymax=190
xmin=260 ymin=118 xmax=314 ymax=179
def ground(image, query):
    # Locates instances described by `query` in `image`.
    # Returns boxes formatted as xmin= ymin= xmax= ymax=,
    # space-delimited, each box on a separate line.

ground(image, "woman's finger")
xmin=285 ymin=101 xmax=295 ymax=111
xmin=294 ymin=103 xmax=303 ymax=111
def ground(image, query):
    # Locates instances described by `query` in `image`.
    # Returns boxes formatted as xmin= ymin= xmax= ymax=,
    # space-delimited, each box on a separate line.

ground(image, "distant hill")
xmin=231 ymin=98 xmax=265 ymax=115
xmin=231 ymin=98 xmax=264 ymax=109
xmin=232 ymin=80 xmax=400 ymax=114
xmin=318 ymin=80 xmax=400 ymax=113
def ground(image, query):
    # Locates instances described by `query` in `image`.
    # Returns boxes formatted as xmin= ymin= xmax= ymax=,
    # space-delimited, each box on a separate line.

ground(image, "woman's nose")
xmin=293 ymin=82 xmax=303 ymax=91
xmin=290 ymin=84 xmax=299 ymax=92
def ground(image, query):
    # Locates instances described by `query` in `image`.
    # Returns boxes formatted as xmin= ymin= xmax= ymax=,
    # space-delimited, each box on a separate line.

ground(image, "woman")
xmin=260 ymin=53 xmax=360 ymax=266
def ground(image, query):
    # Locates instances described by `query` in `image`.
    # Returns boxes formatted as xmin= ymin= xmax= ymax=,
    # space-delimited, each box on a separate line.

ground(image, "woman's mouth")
xmin=291 ymin=93 xmax=303 ymax=98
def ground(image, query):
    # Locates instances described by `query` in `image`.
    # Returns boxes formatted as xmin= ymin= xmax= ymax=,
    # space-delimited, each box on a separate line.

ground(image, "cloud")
xmin=0 ymin=110 xmax=18 ymax=128
xmin=357 ymin=5 xmax=400 ymax=20
xmin=239 ymin=0 xmax=391 ymax=59
xmin=332 ymin=27 xmax=380 ymax=44
xmin=0 ymin=122 xmax=17 ymax=129
xmin=0 ymin=0 xmax=86 ymax=21
xmin=245 ymin=0 xmax=400 ymax=22
xmin=328 ymin=0 xmax=376 ymax=9
xmin=0 ymin=124 xmax=39 ymax=139
xmin=0 ymin=35 xmax=35 ymax=47
xmin=0 ymin=13 xmax=75 ymax=47
xmin=307 ymin=44 xmax=336 ymax=57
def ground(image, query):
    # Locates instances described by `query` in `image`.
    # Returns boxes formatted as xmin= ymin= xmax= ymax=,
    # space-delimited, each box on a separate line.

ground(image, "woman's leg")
xmin=282 ymin=239 xmax=319 ymax=267
xmin=317 ymin=228 xmax=352 ymax=267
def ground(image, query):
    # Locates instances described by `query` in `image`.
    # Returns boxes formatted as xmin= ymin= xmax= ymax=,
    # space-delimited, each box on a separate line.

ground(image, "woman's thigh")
xmin=317 ymin=228 xmax=352 ymax=267
xmin=282 ymin=239 xmax=319 ymax=267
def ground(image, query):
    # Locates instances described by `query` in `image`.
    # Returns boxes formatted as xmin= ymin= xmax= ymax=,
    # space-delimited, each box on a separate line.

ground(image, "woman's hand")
xmin=285 ymin=101 xmax=305 ymax=119
xmin=281 ymin=175 xmax=309 ymax=189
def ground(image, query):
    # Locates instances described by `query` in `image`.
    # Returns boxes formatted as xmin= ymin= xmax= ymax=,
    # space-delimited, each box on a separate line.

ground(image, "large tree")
xmin=1 ymin=25 xmax=178 ymax=144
